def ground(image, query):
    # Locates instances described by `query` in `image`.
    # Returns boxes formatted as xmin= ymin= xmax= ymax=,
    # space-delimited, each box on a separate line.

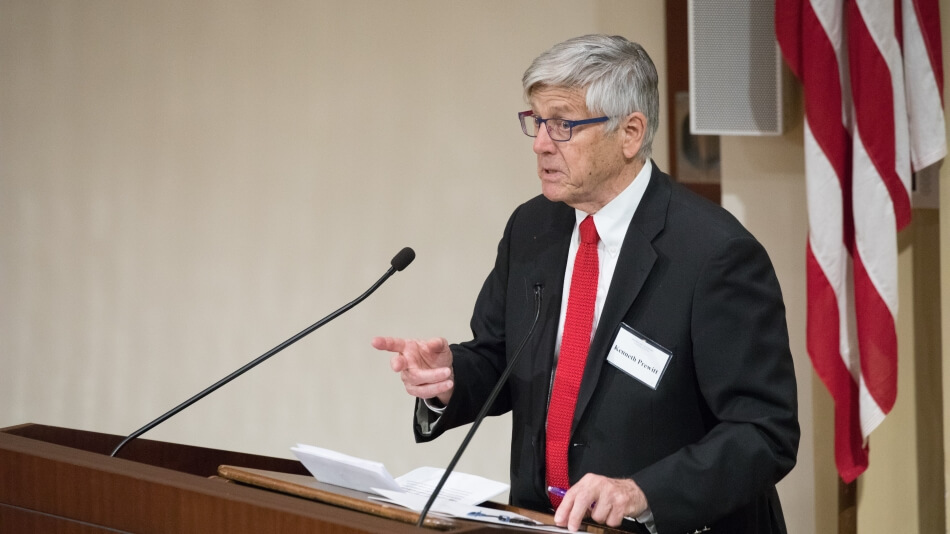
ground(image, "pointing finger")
xmin=371 ymin=336 xmax=406 ymax=353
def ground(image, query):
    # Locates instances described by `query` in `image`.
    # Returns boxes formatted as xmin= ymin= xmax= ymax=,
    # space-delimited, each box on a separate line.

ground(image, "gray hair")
xmin=522 ymin=34 xmax=659 ymax=160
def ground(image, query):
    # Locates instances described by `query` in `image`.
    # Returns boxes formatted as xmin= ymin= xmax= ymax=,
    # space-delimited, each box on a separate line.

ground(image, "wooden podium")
xmin=0 ymin=423 xmax=548 ymax=533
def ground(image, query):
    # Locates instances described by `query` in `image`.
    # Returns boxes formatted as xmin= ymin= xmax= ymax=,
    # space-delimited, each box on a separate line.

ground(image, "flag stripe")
xmin=848 ymin=1 xmax=912 ymax=231
xmin=775 ymin=0 xmax=805 ymax=78
xmin=852 ymin=252 xmax=898 ymax=416
xmin=904 ymin=0 xmax=948 ymax=170
xmin=806 ymin=242 xmax=868 ymax=481
xmin=847 ymin=1 xmax=903 ymax=431
xmin=910 ymin=0 xmax=944 ymax=99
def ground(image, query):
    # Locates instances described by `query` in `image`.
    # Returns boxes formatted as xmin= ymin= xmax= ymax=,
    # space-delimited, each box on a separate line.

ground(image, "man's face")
xmin=529 ymin=86 xmax=627 ymax=214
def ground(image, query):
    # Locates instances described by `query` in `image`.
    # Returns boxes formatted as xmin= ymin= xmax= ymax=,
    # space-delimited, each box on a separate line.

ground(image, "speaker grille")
xmin=689 ymin=0 xmax=783 ymax=135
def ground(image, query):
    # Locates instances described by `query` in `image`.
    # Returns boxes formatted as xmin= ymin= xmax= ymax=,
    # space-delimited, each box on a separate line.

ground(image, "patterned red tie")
xmin=546 ymin=215 xmax=599 ymax=508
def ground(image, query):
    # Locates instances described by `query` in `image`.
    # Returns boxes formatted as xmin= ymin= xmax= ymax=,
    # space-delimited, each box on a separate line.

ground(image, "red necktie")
xmin=546 ymin=215 xmax=599 ymax=508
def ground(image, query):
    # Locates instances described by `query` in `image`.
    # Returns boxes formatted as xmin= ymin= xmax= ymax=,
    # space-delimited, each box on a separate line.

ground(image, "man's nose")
xmin=533 ymin=124 xmax=557 ymax=154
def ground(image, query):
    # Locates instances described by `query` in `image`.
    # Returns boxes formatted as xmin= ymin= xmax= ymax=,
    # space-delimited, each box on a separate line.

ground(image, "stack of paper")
xmin=291 ymin=444 xmax=569 ymax=531
xmin=291 ymin=444 xmax=402 ymax=493
xmin=291 ymin=444 xmax=507 ymax=503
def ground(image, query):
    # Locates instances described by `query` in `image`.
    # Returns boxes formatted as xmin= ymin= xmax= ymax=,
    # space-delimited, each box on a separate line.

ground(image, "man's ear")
xmin=619 ymin=111 xmax=647 ymax=160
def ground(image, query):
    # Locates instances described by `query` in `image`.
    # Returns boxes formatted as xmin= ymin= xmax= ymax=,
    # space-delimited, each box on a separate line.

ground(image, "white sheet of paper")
xmin=290 ymin=445 xmax=507 ymax=505
xmin=395 ymin=466 xmax=508 ymax=505
xmin=370 ymin=489 xmax=571 ymax=532
xmin=291 ymin=444 xmax=402 ymax=493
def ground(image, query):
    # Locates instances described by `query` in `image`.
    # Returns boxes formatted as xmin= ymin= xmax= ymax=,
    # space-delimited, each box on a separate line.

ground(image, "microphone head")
xmin=391 ymin=247 xmax=416 ymax=271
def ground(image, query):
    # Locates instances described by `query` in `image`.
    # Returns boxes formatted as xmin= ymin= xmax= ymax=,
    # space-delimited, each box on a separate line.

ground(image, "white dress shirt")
xmin=554 ymin=159 xmax=653 ymax=357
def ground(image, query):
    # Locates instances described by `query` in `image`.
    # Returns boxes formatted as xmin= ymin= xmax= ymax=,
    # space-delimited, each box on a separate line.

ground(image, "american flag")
xmin=776 ymin=0 xmax=946 ymax=482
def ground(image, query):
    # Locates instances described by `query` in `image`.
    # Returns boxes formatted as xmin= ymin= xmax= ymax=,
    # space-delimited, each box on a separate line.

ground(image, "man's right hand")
xmin=371 ymin=337 xmax=454 ymax=406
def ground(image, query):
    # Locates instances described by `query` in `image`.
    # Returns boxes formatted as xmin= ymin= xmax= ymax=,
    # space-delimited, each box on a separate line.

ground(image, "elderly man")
xmin=373 ymin=34 xmax=798 ymax=534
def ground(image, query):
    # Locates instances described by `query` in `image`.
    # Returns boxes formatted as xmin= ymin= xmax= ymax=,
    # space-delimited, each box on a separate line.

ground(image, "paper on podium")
xmin=393 ymin=465 xmax=508 ymax=505
xmin=291 ymin=444 xmax=402 ymax=493
xmin=371 ymin=489 xmax=572 ymax=532
xmin=291 ymin=444 xmax=508 ymax=505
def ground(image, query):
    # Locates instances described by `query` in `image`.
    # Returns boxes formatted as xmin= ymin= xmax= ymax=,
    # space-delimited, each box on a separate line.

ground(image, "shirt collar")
xmin=575 ymin=160 xmax=653 ymax=252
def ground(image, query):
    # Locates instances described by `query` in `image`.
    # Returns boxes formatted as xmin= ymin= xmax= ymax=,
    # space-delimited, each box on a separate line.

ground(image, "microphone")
xmin=390 ymin=247 xmax=415 ymax=271
xmin=416 ymin=283 xmax=544 ymax=526
xmin=110 ymin=247 xmax=416 ymax=458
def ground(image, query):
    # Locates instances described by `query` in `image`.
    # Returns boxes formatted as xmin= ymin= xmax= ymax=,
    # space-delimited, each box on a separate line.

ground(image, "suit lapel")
xmin=571 ymin=166 xmax=672 ymax=433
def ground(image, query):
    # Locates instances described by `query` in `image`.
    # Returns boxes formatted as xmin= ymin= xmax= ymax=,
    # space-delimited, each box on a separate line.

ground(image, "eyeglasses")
xmin=518 ymin=110 xmax=610 ymax=142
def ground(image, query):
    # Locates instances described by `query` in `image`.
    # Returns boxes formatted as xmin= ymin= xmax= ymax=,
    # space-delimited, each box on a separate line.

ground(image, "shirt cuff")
xmin=422 ymin=397 xmax=446 ymax=414
xmin=622 ymin=509 xmax=656 ymax=534
xmin=636 ymin=509 xmax=657 ymax=534
xmin=415 ymin=398 xmax=444 ymax=436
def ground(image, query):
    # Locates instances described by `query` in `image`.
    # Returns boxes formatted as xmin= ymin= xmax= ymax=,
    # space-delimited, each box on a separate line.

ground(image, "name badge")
xmin=606 ymin=324 xmax=672 ymax=390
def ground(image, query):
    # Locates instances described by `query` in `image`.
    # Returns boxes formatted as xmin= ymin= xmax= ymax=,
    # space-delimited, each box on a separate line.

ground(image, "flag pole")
xmin=838 ymin=478 xmax=856 ymax=534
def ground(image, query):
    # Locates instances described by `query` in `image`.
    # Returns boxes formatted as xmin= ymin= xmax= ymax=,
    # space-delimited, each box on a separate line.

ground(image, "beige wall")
xmin=942 ymin=1 xmax=950 ymax=531
xmin=0 ymin=0 xmax=671 ymax=501
xmin=944 ymin=3 xmax=950 ymax=530
xmin=945 ymin=105 xmax=950 ymax=534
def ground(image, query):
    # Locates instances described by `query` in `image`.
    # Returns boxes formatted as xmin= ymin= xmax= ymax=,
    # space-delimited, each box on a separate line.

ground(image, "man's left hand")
xmin=553 ymin=474 xmax=649 ymax=532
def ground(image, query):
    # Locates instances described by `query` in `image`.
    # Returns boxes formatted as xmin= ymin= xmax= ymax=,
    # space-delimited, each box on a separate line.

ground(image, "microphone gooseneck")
xmin=416 ymin=283 xmax=544 ymax=526
xmin=110 ymin=247 xmax=416 ymax=458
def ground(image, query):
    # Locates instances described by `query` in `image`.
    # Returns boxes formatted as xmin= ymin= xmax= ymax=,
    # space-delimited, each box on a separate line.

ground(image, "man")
xmin=373 ymin=34 xmax=798 ymax=534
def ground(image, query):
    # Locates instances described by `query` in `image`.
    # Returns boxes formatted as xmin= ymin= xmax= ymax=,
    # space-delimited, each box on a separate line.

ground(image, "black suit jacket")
xmin=416 ymin=165 xmax=799 ymax=534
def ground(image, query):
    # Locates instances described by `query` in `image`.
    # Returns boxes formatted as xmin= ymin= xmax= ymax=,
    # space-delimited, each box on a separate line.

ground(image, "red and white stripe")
xmin=777 ymin=0 xmax=945 ymax=482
